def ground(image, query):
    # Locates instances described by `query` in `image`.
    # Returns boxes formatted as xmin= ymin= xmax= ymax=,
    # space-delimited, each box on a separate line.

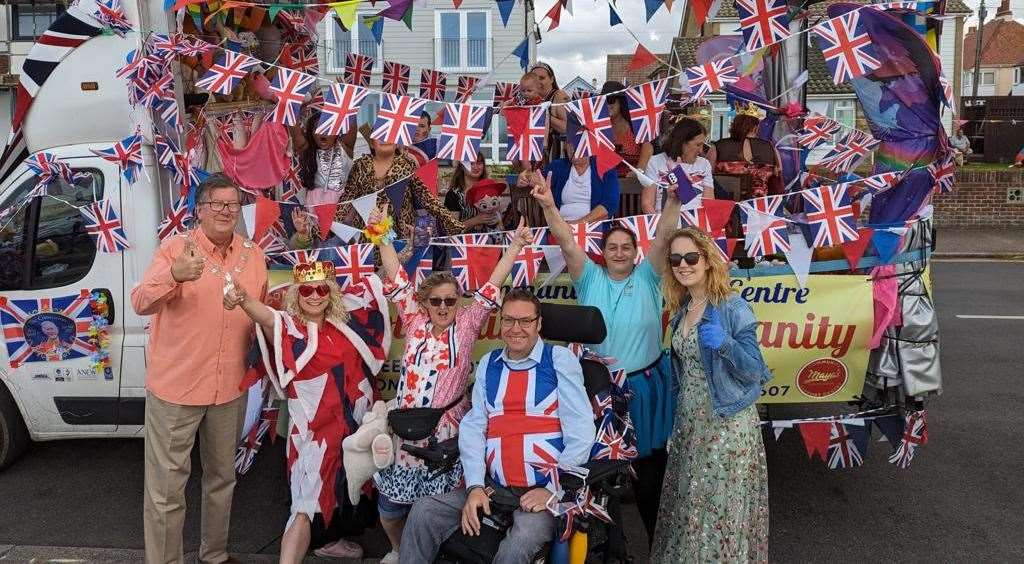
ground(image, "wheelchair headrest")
xmin=538 ymin=303 xmax=607 ymax=345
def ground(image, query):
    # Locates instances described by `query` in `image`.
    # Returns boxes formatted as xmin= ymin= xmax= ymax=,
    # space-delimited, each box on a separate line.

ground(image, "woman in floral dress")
xmin=653 ymin=227 xmax=773 ymax=563
xmin=370 ymin=209 xmax=533 ymax=564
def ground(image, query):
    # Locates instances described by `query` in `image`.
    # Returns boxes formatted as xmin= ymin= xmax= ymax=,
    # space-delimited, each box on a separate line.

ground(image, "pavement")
xmin=932 ymin=226 xmax=1024 ymax=259
xmin=2 ymin=260 xmax=1023 ymax=563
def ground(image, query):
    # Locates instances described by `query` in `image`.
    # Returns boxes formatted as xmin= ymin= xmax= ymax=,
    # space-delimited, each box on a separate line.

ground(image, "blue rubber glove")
xmin=698 ymin=307 xmax=727 ymax=351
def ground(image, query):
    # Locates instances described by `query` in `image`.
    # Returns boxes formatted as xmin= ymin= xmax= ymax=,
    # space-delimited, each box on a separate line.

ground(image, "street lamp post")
xmin=971 ymin=0 xmax=988 ymax=101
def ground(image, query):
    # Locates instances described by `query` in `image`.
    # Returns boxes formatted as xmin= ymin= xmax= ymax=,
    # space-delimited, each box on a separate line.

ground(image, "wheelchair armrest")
xmin=558 ymin=459 xmax=632 ymax=491
xmin=401 ymin=436 xmax=459 ymax=465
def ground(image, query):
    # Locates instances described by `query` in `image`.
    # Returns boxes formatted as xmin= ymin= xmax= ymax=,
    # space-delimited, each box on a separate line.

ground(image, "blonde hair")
xmin=661 ymin=227 xmax=734 ymax=311
xmin=415 ymin=272 xmax=462 ymax=303
xmin=284 ymin=278 xmax=350 ymax=325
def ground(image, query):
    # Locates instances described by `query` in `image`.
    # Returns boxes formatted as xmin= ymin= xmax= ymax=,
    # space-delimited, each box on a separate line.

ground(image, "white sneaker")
xmin=380 ymin=550 xmax=400 ymax=564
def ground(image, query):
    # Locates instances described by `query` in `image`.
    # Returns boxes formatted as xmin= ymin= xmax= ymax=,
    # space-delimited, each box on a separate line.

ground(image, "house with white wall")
xmin=0 ymin=1 xmax=65 ymax=139
xmin=962 ymin=0 xmax=1024 ymax=97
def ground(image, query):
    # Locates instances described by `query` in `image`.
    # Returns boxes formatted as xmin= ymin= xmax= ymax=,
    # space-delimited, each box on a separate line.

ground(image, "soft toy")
xmin=466 ymin=179 xmax=509 ymax=231
xmin=341 ymin=400 xmax=394 ymax=505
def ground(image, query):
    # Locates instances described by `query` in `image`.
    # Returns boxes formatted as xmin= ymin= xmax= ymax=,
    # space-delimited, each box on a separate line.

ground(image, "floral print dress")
xmin=373 ymin=270 xmax=500 ymax=504
xmin=652 ymin=324 xmax=769 ymax=563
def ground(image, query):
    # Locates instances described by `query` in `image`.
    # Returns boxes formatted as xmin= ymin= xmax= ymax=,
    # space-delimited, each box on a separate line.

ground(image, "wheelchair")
xmin=402 ymin=303 xmax=636 ymax=564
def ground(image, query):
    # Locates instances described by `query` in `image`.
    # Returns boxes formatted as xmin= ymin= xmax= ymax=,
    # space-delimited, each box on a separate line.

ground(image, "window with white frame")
xmin=435 ymin=10 xmax=492 ymax=72
xmin=963 ymin=71 xmax=972 ymax=86
xmin=325 ymin=13 xmax=382 ymax=74
xmin=710 ymin=100 xmax=732 ymax=141
xmin=12 ymin=4 xmax=63 ymax=40
xmin=831 ymin=99 xmax=856 ymax=139
xmin=1015 ymin=67 xmax=1023 ymax=85
xmin=981 ymin=71 xmax=995 ymax=86
xmin=474 ymin=93 xmax=508 ymax=164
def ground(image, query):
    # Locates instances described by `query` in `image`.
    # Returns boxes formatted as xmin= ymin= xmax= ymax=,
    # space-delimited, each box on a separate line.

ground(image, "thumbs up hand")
xmin=698 ymin=306 xmax=727 ymax=351
xmin=171 ymin=239 xmax=206 ymax=283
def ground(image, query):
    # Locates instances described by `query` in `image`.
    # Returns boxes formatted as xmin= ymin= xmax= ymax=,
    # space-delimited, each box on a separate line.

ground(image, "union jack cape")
xmin=0 ymin=289 xmax=96 ymax=368
xmin=802 ymin=183 xmax=859 ymax=247
xmin=79 ymin=198 xmax=130 ymax=253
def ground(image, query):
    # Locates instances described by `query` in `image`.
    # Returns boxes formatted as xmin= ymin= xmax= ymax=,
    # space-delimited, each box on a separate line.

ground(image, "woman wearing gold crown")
xmin=224 ymin=259 xmax=391 ymax=563
xmin=707 ymin=102 xmax=783 ymax=199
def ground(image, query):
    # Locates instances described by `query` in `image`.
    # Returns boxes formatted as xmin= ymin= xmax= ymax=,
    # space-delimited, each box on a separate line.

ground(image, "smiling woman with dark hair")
xmin=641 ymin=117 xmax=715 ymax=214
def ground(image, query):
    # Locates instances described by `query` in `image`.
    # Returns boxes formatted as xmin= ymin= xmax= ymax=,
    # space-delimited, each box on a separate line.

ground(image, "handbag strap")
xmin=436 ymin=393 xmax=465 ymax=412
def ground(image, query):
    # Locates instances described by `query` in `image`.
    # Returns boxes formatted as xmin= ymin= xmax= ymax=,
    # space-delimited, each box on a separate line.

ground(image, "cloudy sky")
xmin=535 ymin=0 xmax=683 ymax=86
xmin=960 ymin=0 xmax=1024 ymax=24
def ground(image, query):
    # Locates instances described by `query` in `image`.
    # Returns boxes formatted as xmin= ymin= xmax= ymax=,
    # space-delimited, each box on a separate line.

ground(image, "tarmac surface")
xmin=1 ymin=259 xmax=1022 ymax=562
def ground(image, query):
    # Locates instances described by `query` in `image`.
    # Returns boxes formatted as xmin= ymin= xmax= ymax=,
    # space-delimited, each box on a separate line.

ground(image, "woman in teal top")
xmin=526 ymin=168 xmax=683 ymax=545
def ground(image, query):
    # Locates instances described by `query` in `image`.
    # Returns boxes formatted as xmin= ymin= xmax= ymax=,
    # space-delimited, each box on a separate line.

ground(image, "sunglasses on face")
xmin=428 ymin=297 xmax=458 ymax=307
xmin=669 ymin=252 xmax=703 ymax=267
xmin=298 ymin=284 xmax=330 ymax=298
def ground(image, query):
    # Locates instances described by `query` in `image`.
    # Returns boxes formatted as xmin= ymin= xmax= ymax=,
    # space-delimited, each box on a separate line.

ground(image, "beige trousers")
xmin=143 ymin=391 xmax=246 ymax=564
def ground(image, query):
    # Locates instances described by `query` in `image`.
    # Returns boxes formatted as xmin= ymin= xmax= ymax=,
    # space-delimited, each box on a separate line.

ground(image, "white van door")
xmin=0 ymin=153 xmax=128 ymax=438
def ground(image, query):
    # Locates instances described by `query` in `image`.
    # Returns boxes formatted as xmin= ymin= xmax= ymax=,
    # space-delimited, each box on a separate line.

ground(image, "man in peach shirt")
xmin=131 ymin=174 xmax=267 ymax=564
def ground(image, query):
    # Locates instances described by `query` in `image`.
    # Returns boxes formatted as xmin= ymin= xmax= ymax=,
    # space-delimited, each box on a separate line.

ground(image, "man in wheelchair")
xmin=399 ymin=289 xmax=597 ymax=564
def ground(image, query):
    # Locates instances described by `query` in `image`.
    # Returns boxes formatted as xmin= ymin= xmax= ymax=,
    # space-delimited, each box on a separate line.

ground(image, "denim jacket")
xmin=669 ymin=293 xmax=772 ymax=418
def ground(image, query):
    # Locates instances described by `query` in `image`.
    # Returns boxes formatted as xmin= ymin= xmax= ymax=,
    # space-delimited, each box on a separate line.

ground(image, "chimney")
xmin=995 ymin=0 xmax=1012 ymax=20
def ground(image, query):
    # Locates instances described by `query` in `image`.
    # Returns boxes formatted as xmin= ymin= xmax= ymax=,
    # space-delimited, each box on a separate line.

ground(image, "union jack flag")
xmin=712 ymin=230 xmax=737 ymax=261
xmin=419 ymin=68 xmax=448 ymax=101
xmin=284 ymin=43 xmax=318 ymax=74
xmin=506 ymin=106 xmax=548 ymax=162
xmin=819 ymin=130 xmax=879 ymax=173
xmin=158 ymin=99 xmax=181 ymax=131
xmin=116 ymin=48 xmax=144 ymax=80
xmin=148 ymin=33 xmax=211 ymax=58
xmin=91 ymin=132 xmax=144 ymax=184
xmin=139 ymin=72 xmax=174 ymax=109
xmin=617 ymin=214 xmax=659 ymax=262
xmin=278 ymin=10 xmax=315 ymax=43
xmin=344 ymin=53 xmax=374 ymax=88
xmin=438 ymin=103 xmax=491 ymax=162
xmin=680 ymin=199 xmax=736 ymax=233
xmin=316 ymin=82 xmax=368 ymax=136
xmin=624 ymin=79 xmax=668 ymax=144
xmin=812 ymin=11 xmax=881 ymax=84
xmin=827 ymin=422 xmax=865 ymax=469
xmin=269 ymin=67 xmax=316 ymax=126
xmin=0 ymin=290 xmax=95 ymax=368
xmin=510 ymin=245 xmax=545 ymax=287
xmin=448 ymin=245 xmax=472 ymax=290
xmin=735 ymin=0 xmax=792 ymax=51
xmin=281 ymin=158 xmax=304 ymax=202
xmin=798 ymin=114 xmax=842 ymax=149
xmin=26 ymin=151 xmax=82 ymax=194
xmin=802 ymin=184 xmax=859 ymax=247
xmin=195 ymin=50 xmax=260 ymax=95
xmin=276 ymin=248 xmax=321 ymax=267
xmin=741 ymin=195 xmax=790 ymax=256
xmin=413 ymin=253 xmax=434 ymax=285
xmin=566 ymin=96 xmax=614 ymax=158
xmin=929 ymin=153 xmax=956 ymax=193
xmin=493 ymin=82 xmax=520 ymax=106
xmin=859 ymin=171 xmax=901 ymax=196
xmin=593 ymin=425 xmax=638 ymax=461
xmin=456 ymin=76 xmax=481 ymax=103
xmin=93 ymin=0 xmax=132 ymax=35
xmin=568 ymin=221 xmax=605 ymax=255
xmin=333 ymin=244 xmax=376 ymax=290
xmin=157 ymin=197 xmax=193 ymax=242
xmin=580 ymin=490 xmax=613 ymax=523
xmin=889 ymin=410 xmax=927 ymax=469
xmin=257 ymin=229 xmax=288 ymax=255
xmin=381 ymin=61 xmax=410 ymax=96
xmin=155 ymin=130 xmax=181 ymax=174
xmin=685 ymin=58 xmax=739 ymax=101
xmin=372 ymin=94 xmax=430 ymax=146
xmin=79 ymin=199 xmax=130 ymax=253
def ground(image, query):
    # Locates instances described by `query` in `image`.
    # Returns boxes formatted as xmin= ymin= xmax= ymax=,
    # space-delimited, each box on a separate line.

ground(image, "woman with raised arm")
xmin=369 ymin=207 xmax=533 ymax=564
xmin=528 ymin=170 xmax=679 ymax=545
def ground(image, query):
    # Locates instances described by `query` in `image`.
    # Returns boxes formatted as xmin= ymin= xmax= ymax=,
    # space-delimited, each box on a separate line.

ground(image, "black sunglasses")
xmin=668 ymin=252 xmax=703 ymax=267
xmin=428 ymin=297 xmax=458 ymax=307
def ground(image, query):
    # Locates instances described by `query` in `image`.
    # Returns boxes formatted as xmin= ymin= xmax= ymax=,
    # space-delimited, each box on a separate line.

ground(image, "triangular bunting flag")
xmin=846 ymin=422 xmax=871 ymax=458
xmin=628 ymin=43 xmax=658 ymax=71
xmin=313 ymin=204 xmax=337 ymax=239
xmin=415 ymin=159 xmax=439 ymax=196
xmin=545 ymin=0 xmax=562 ymax=31
xmin=798 ymin=421 xmax=832 ymax=462
xmin=540 ymin=245 xmax=566 ymax=288
xmin=595 ymin=142 xmax=623 ymax=177
xmin=873 ymin=414 xmax=906 ymax=451
xmin=401 ymin=2 xmax=414 ymax=30
xmin=609 ymin=5 xmax=622 ymax=26
xmin=871 ymin=228 xmax=903 ymax=264
xmin=783 ymin=232 xmax=813 ymax=289
xmin=240 ymin=203 xmax=256 ymax=239
xmin=497 ymin=0 xmax=516 ymax=27
xmin=772 ymin=421 xmax=793 ymax=441
xmin=333 ymin=0 xmax=359 ymax=31
xmin=841 ymin=227 xmax=874 ymax=271
xmin=703 ymin=199 xmax=735 ymax=232
xmin=644 ymin=0 xmax=663 ymax=21
xmin=351 ymin=192 xmax=378 ymax=225
xmin=512 ymin=39 xmax=530 ymax=71
xmin=330 ymin=221 xmax=361 ymax=243
xmin=368 ymin=15 xmax=384 ymax=44
xmin=253 ymin=196 xmax=280 ymax=242
xmin=384 ymin=179 xmax=408 ymax=219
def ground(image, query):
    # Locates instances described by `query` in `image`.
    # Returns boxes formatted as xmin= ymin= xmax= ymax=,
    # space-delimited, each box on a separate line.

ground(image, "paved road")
xmin=1 ymin=261 xmax=1022 ymax=562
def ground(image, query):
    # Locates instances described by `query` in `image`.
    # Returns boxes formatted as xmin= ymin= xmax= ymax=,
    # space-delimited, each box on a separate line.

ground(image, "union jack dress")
xmin=252 ymin=275 xmax=391 ymax=527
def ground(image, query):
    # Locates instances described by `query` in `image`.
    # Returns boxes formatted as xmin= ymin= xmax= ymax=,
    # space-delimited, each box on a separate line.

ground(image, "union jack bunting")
xmin=157 ymin=197 xmax=193 ymax=242
xmin=438 ymin=103 xmax=492 ymax=161
xmin=712 ymin=230 xmax=737 ymax=262
xmin=79 ymin=199 xmax=130 ymax=253
xmin=506 ymin=106 xmax=548 ymax=162
xmin=0 ymin=289 xmax=95 ymax=368
xmin=735 ymin=0 xmax=791 ymax=51
xmin=158 ymin=99 xmax=181 ymax=131
xmin=493 ymin=82 xmax=521 ymax=106
xmin=929 ymin=153 xmax=956 ymax=193
xmin=269 ymin=67 xmax=316 ymax=126
xmin=139 ymin=72 xmax=175 ymax=109
xmin=568 ymin=221 xmax=605 ymax=255
xmin=419 ymin=68 xmax=449 ymax=101
xmin=624 ymin=79 xmax=669 ymax=144
xmin=812 ymin=11 xmax=881 ymax=84
xmin=802 ymin=183 xmax=859 ymax=247
xmin=91 ymin=132 xmax=144 ymax=184
xmin=858 ymin=171 xmax=901 ymax=196
xmin=456 ymin=76 xmax=481 ymax=103
xmin=277 ymin=10 xmax=315 ymax=43
xmin=580 ymin=490 xmax=613 ymax=523
xmin=93 ymin=0 xmax=132 ymax=35
xmin=413 ymin=253 xmax=434 ymax=285
xmin=566 ymin=96 xmax=615 ymax=158
xmin=741 ymin=195 xmax=790 ymax=256
xmin=276 ymin=248 xmax=322 ymax=267
xmin=26 ymin=151 xmax=82 ymax=193
xmin=316 ymin=82 xmax=369 ymax=136
xmin=684 ymin=58 xmax=739 ymax=101
xmin=618 ymin=214 xmax=659 ymax=262
xmin=593 ymin=426 xmax=638 ymax=461
xmin=938 ymin=75 xmax=954 ymax=109
xmin=284 ymin=43 xmax=318 ymax=74
xmin=195 ymin=50 xmax=261 ymax=95
xmin=827 ymin=422 xmax=865 ymax=469
xmin=372 ymin=94 xmax=430 ymax=146
xmin=798 ymin=115 xmax=842 ymax=149
xmin=381 ymin=61 xmax=410 ymax=95
xmin=148 ymin=33 xmax=211 ymax=58
xmin=889 ymin=410 xmax=927 ymax=469
xmin=819 ymin=130 xmax=879 ymax=173
xmin=154 ymin=130 xmax=182 ymax=175
xmin=448 ymin=245 xmax=472 ymax=289
xmin=333 ymin=244 xmax=376 ymax=290
xmin=510 ymin=245 xmax=545 ymax=287
xmin=256 ymin=229 xmax=288 ymax=255
xmin=116 ymin=49 xmax=144 ymax=79
xmin=344 ymin=53 xmax=374 ymax=88
xmin=281 ymin=158 xmax=304 ymax=203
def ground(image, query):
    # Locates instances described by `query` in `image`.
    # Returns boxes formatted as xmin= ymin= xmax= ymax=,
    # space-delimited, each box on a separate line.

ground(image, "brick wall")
xmin=932 ymin=170 xmax=1024 ymax=227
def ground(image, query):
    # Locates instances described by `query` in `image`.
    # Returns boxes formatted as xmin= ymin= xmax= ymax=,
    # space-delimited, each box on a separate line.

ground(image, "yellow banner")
xmin=267 ymin=271 xmax=873 ymax=404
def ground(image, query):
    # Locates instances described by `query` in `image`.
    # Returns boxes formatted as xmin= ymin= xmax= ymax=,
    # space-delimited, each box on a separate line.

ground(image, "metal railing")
xmin=435 ymin=38 xmax=490 ymax=70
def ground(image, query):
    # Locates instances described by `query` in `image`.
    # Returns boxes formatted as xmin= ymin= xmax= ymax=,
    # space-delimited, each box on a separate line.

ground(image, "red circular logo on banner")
xmin=796 ymin=358 xmax=848 ymax=398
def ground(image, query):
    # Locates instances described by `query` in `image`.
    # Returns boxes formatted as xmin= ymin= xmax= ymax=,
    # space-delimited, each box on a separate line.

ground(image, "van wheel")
xmin=0 ymin=384 xmax=30 ymax=470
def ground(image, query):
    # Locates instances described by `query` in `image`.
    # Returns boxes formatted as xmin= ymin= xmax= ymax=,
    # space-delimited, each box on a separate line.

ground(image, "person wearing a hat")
xmin=443 ymin=153 xmax=507 ymax=233
xmin=464 ymin=178 xmax=511 ymax=233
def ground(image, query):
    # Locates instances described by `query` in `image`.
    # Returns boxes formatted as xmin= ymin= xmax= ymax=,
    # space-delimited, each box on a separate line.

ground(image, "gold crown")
xmin=292 ymin=261 xmax=335 ymax=283
xmin=735 ymin=102 xmax=766 ymax=120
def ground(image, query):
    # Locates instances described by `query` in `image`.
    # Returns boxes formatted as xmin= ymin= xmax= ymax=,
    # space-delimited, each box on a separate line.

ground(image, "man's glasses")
xmin=500 ymin=315 xmax=539 ymax=329
xmin=200 ymin=201 xmax=241 ymax=212
xmin=428 ymin=297 xmax=458 ymax=307
xmin=298 ymin=284 xmax=330 ymax=298
xmin=668 ymin=252 xmax=703 ymax=267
